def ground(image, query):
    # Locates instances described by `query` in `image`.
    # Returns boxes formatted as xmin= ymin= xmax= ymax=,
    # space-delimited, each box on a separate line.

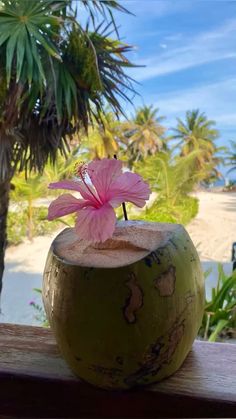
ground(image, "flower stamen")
xmin=77 ymin=164 xmax=102 ymax=207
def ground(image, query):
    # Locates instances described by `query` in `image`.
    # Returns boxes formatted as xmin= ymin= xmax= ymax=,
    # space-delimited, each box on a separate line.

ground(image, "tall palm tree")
xmin=172 ymin=109 xmax=224 ymax=183
xmin=122 ymin=105 xmax=167 ymax=168
xmin=172 ymin=110 xmax=220 ymax=170
xmin=0 ymin=0 xmax=135 ymax=292
xmin=225 ymin=141 xmax=236 ymax=174
xmin=82 ymin=111 xmax=123 ymax=159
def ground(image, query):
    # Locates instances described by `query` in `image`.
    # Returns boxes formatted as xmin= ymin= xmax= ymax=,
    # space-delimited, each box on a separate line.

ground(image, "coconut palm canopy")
xmin=172 ymin=109 xmax=223 ymax=181
xmin=122 ymin=105 xmax=167 ymax=167
xmin=0 ymin=0 xmax=135 ymax=293
xmin=172 ymin=110 xmax=219 ymax=163
xmin=226 ymin=141 xmax=236 ymax=174
xmin=82 ymin=110 xmax=124 ymax=159
xmin=0 ymin=0 xmax=135 ymax=180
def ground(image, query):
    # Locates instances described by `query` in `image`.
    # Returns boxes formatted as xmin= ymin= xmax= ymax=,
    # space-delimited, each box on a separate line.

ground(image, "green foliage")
xmin=223 ymin=180 xmax=236 ymax=192
xmin=11 ymin=172 xmax=46 ymax=201
xmin=133 ymin=150 xmax=206 ymax=225
xmin=30 ymin=288 xmax=48 ymax=327
xmin=7 ymin=206 xmax=74 ymax=245
xmin=171 ymin=109 xmax=222 ymax=183
xmin=132 ymin=196 xmax=198 ymax=225
xmin=81 ymin=111 xmax=122 ymax=160
xmin=0 ymin=0 xmax=135 ymax=181
xmin=122 ymin=105 xmax=167 ymax=168
xmin=199 ymin=265 xmax=236 ymax=341
xmin=225 ymin=140 xmax=236 ymax=175
xmin=10 ymin=173 xmax=47 ymax=240
xmin=42 ymin=147 xmax=81 ymax=188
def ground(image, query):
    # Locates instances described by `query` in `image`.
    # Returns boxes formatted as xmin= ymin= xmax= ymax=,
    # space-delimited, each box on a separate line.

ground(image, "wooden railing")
xmin=0 ymin=324 xmax=235 ymax=418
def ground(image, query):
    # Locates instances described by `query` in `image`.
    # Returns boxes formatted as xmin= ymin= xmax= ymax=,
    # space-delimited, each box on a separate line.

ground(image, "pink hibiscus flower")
xmin=48 ymin=158 xmax=150 ymax=243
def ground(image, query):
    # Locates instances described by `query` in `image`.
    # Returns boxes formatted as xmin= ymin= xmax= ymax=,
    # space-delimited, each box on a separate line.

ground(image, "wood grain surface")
xmin=0 ymin=323 xmax=235 ymax=418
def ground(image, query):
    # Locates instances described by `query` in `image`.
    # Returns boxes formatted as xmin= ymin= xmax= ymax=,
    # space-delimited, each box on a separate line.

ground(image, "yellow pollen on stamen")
xmin=74 ymin=161 xmax=86 ymax=178
xmin=75 ymin=162 xmax=101 ymax=206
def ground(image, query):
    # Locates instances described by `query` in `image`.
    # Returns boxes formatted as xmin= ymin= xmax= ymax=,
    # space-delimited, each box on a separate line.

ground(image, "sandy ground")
xmin=186 ymin=191 xmax=236 ymax=262
xmin=1 ymin=191 xmax=235 ymax=325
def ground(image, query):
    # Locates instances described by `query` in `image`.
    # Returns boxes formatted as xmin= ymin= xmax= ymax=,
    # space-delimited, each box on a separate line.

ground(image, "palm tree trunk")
xmin=0 ymin=180 xmax=10 ymax=295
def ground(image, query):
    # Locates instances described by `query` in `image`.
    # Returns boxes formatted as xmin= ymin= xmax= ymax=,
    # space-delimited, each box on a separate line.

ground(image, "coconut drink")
xmin=43 ymin=158 xmax=204 ymax=389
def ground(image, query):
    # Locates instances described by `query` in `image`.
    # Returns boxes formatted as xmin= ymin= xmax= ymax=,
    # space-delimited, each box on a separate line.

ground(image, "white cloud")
xmin=160 ymin=43 xmax=167 ymax=49
xmin=150 ymin=78 xmax=236 ymax=128
xmin=130 ymin=19 xmax=236 ymax=81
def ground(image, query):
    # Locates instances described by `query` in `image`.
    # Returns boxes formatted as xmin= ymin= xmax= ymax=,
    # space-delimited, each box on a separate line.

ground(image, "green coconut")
xmin=42 ymin=221 xmax=204 ymax=389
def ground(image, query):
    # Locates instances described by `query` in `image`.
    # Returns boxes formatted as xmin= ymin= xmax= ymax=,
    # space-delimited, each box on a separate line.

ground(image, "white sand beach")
xmin=1 ymin=191 xmax=235 ymax=325
xmin=186 ymin=191 xmax=236 ymax=262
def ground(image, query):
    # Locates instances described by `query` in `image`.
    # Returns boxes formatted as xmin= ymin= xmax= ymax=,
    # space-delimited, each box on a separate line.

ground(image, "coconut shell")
xmin=43 ymin=221 xmax=204 ymax=389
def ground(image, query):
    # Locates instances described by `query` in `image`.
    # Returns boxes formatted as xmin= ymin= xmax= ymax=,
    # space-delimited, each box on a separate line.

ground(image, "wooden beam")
xmin=0 ymin=324 xmax=235 ymax=418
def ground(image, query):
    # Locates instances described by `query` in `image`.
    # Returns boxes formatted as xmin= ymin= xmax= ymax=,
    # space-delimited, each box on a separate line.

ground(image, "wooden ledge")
xmin=0 ymin=324 xmax=235 ymax=418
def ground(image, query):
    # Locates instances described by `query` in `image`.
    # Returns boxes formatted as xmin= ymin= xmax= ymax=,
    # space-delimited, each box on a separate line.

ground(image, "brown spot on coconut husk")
xmin=123 ymin=272 xmax=144 ymax=324
xmin=154 ymin=265 xmax=176 ymax=297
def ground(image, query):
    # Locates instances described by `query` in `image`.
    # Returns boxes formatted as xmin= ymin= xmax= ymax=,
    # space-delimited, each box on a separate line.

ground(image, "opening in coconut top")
xmin=53 ymin=221 xmax=182 ymax=268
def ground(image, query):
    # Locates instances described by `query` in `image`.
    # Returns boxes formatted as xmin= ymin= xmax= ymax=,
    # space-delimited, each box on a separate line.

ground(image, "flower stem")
xmin=113 ymin=155 xmax=128 ymax=221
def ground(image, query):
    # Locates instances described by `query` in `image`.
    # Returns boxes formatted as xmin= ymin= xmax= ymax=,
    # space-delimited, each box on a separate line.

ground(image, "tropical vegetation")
xmin=0 ymin=0 xmax=135 ymax=291
xmin=7 ymin=105 xmax=225 ymax=243
xmin=81 ymin=111 xmax=122 ymax=160
xmin=121 ymin=105 xmax=167 ymax=168
xmin=17 ymin=106 xmax=231 ymax=343
xmin=171 ymin=110 xmax=223 ymax=183
xmin=226 ymin=141 xmax=236 ymax=174
xmin=199 ymin=265 xmax=236 ymax=342
xmin=0 ymin=2 xmax=232 ymax=342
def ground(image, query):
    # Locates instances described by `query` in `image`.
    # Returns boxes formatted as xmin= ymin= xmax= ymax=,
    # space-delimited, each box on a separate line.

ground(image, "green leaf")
xmin=26 ymin=22 xmax=61 ymax=61
xmin=24 ymin=34 xmax=33 ymax=85
xmin=208 ymin=319 xmax=229 ymax=342
xmin=16 ymin=28 xmax=26 ymax=82
xmin=6 ymin=26 xmax=21 ymax=85
xmin=29 ymin=36 xmax=46 ymax=84
xmin=204 ymin=267 xmax=212 ymax=279
xmin=0 ymin=30 xmax=10 ymax=46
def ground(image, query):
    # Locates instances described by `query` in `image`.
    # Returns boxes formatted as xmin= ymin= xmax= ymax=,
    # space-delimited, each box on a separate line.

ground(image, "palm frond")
xmin=0 ymin=0 xmax=136 ymax=181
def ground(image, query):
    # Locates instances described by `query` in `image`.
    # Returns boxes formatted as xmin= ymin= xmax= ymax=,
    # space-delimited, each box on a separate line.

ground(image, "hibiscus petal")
xmin=87 ymin=158 xmax=122 ymax=203
xmin=48 ymin=180 xmax=94 ymax=202
xmin=108 ymin=172 xmax=151 ymax=208
xmin=48 ymin=194 xmax=87 ymax=220
xmin=75 ymin=203 xmax=116 ymax=242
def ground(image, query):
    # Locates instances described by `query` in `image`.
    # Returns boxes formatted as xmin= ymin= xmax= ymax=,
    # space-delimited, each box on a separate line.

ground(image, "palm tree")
xmin=172 ymin=110 xmax=221 ymax=178
xmin=82 ymin=111 xmax=123 ymax=159
xmin=122 ymin=105 xmax=167 ymax=168
xmin=0 ymin=0 xmax=135 ymax=292
xmin=43 ymin=145 xmax=81 ymax=188
xmin=135 ymin=150 xmax=211 ymax=206
xmin=225 ymin=141 xmax=236 ymax=174
xmin=11 ymin=173 xmax=45 ymax=241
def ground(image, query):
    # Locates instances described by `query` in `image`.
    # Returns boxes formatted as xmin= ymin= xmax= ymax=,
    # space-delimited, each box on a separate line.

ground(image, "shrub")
xmin=129 ymin=196 xmax=199 ymax=225
xmin=30 ymin=288 xmax=49 ymax=327
xmin=7 ymin=206 xmax=75 ymax=246
xmin=199 ymin=264 xmax=236 ymax=341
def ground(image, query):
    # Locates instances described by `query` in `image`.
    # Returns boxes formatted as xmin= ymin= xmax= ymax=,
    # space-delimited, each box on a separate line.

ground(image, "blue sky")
xmin=111 ymin=1 xmax=236 ymax=156
xmin=77 ymin=0 xmax=236 ymax=175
